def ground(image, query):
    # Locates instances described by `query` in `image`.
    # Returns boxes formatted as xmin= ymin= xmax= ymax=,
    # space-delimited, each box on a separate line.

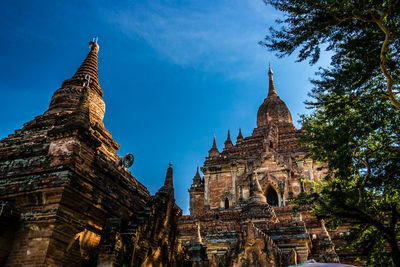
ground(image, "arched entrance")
xmin=266 ymin=186 xmax=279 ymax=207
xmin=224 ymin=198 xmax=229 ymax=209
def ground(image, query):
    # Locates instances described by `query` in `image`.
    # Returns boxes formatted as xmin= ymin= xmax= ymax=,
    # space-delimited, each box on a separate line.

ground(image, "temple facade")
xmin=178 ymin=67 xmax=353 ymax=266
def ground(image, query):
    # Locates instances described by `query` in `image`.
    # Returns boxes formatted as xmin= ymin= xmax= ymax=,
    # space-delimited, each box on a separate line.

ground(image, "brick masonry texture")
xmin=0 ymin=41 xmax=184 ymax=267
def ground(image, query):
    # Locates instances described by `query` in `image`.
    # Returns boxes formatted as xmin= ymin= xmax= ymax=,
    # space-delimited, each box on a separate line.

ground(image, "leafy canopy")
xmin=263 ymin=0 xmax=400 ymax=108
xmin=262 ymin=0 xmax=400 ymax=265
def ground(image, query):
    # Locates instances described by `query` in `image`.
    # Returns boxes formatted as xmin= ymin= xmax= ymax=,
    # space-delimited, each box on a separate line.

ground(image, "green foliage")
xmin=262 ymin=0 xmax=400 ymax=108
xmin=262 ymin=0 xmax=400 ymax=265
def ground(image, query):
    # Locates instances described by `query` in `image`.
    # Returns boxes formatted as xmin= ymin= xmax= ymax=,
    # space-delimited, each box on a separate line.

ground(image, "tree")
xmin=261 ymin=0 xmax=400 ymax=265
xmin=262 ymin=0 xmax=399 ymax=108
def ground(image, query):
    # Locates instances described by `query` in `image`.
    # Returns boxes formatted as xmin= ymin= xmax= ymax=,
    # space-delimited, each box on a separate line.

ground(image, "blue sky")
xmin=0 ymin=0 xmax=330 ymax=213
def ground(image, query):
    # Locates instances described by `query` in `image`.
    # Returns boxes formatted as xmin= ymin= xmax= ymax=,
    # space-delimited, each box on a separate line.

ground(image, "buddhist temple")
xmin=178 ymin=65 xmax=354 ymax=266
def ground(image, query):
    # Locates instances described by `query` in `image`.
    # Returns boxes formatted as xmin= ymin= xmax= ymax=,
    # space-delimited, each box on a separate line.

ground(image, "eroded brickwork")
xmin=0 ymin=41 xmax=183 ymax=267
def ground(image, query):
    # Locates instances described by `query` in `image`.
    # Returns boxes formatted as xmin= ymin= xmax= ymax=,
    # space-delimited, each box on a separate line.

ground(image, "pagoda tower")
xmin=0 ymin=40 xmax=182 ymax=266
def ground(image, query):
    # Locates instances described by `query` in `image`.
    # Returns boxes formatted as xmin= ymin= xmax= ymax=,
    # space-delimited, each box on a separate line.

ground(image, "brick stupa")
xmin=0 ymin=40 xmax=184 ymax=267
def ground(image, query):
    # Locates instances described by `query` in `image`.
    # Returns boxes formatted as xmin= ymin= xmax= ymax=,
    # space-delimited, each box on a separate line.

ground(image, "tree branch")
xmin=374 ymin=19 xmax=400 ymax=109
xmin=356 ymin=155 xmax=371 ymax=205
xmin=330 ymin=5 xmax=400 ymax=109
xmin=315 ymin=193 xmax=393 ymax=240
xmin=391 ymin=203 xmax=398 ymax=234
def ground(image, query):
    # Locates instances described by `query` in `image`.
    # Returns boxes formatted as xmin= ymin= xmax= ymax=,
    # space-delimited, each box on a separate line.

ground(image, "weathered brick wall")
xmin=208 ymin=173 xmax=233 ymax=209
xmin=0 ymin=109 xmax=152 ymax=266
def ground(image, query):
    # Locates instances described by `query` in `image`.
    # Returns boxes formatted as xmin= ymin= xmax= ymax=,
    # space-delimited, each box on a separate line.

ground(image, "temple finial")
xmin=208 ymin=135 xmax=220 ymax=157
xmin=164 ymin=161 xmax=174 ymax=187
xmin=267 ymin=64 xmax=277 ymax=97
xmin=63 ymin=38 xmax=101 ymax=94
xmin=224 ymin=129 xmax=233 ymax=149
xmin=89 ymin=36 xmax=99 ymax=53
xmin=254 ymin=176 xmax=263 ymax=193
xmin=237 ymin=128 xmax=243 ymax=141
xmin=268 ymin=63 xmax=273 ymax=75
xmin=46 ymin=39 xmax=105 ymax=123
xmin=192 ymin=166 xmax=202 ymax=186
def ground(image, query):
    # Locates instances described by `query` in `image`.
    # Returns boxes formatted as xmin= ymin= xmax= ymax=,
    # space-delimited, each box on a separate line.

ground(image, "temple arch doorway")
xmin=224 ymin=198 xmax=229 ymax=209
xmin=265 ymin=186 xmax=279 ymax=207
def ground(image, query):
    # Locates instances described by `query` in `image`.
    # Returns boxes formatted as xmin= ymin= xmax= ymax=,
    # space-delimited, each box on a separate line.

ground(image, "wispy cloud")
xmin=100 ymin=0 xmax=278 ymax=79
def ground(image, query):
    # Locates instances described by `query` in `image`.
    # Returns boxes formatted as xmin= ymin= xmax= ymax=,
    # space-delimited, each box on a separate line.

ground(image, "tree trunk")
xmin=388 ymin=236 xmax=400 ymax=267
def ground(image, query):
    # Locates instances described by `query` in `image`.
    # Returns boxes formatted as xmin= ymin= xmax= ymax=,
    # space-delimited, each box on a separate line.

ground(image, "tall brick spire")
xmin=157 ymin=161 xmax=175 ymax=195
xmin=47 ymin=38 xmax=106 ymax=125
xmin=256 ymin=65 xmax=293 ymax=127
xmin=62 ymin=39 xmax=102 ymax=96
xmin=164 ymin=161 xmax=174 ymax=187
